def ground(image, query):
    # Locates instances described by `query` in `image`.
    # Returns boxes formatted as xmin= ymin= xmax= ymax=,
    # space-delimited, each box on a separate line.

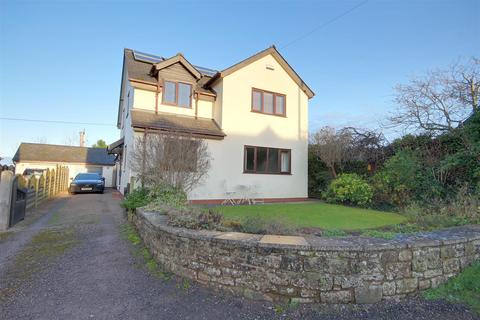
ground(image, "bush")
xmin=324 ymin=173 xmax=373 ymax=206
xmin=371 ymin=150 xmax=422 ymax=209
xmin=143 ymin=183 xmax=188 ymax=210
xmin=167 ymin=207 xmax=226 ymax=231
xmin=121 ymin=188 xmax=151 ymax=211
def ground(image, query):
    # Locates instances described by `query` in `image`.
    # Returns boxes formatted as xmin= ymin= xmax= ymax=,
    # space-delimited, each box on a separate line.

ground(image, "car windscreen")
xmin=75 ymin=173 xmax=101 ymax=180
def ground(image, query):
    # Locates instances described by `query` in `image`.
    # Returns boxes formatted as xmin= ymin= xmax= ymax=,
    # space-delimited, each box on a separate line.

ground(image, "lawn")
xmin=218 ymin=202 xmax=406 ymax=230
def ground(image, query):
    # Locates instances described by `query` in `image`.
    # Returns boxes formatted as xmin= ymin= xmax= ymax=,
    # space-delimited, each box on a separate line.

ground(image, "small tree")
xmin=92 ymin=139 xmax=108 ymax=148
xmin=310 ymin=126 xmax=351 ymax=178
xmin=131 ymin=132 xmax=211 ymax=192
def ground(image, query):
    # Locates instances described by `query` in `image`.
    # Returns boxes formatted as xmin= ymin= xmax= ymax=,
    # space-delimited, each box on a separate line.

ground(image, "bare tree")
xmin=310 ymin=126 xmax=351 ymax=178
xmin=131 ymin=132 xmax=211 ymax=192
xmin=341 ymin=127 xmax=387 ymax=164
xmin=387 ymin=57 xmax=479 ymax=135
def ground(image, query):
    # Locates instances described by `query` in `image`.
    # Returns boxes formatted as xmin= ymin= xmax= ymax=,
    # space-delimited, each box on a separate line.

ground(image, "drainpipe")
xmin=194 ymin=92 xmax=199 ymax=119
xmin=155 ymin=79 xmax=161 ymax=115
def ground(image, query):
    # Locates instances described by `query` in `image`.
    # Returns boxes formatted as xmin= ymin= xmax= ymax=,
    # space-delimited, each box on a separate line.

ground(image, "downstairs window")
xmin=244 ymin=146 xmax=291 ymax=174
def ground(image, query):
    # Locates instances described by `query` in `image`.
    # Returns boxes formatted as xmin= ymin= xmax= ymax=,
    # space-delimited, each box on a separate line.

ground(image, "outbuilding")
xmin=13 ymin=143 xmax=116 ymax=187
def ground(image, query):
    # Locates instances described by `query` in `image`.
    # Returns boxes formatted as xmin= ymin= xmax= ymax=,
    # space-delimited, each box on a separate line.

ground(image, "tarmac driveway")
xmin=0 ymin=190 xmax=478 ymax=320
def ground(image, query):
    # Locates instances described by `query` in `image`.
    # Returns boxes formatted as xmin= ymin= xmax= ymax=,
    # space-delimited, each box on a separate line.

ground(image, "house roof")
xmin=124 ymin=49 xmax=215 ymax=95
xmin=205 ymin=46 xmax=315 ymax=99
xmin=13 ymin=143 xmax=116 ymax=166
xmin=131 ymin=109 xmax=226 ymax=140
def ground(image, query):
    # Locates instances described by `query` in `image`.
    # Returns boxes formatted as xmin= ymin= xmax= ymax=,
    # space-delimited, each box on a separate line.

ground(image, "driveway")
xmin=0 ymin=190 xmax=478 ymax=320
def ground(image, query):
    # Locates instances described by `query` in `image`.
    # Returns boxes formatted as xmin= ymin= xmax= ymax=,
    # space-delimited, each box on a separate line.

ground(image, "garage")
xmin=13 ymin=143 xmax=116 ymax=187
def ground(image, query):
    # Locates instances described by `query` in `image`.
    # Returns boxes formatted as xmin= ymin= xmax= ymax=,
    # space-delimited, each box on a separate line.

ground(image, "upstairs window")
xmin=251 ymin=88 xmax=286 ymax=116
xmin=244 ymin=146 xmax=291 ymax=174
xmin=162 ymin=81 xmax=192 ymax=108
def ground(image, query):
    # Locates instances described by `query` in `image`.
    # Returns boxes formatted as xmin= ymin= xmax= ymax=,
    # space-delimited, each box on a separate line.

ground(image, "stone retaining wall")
xmin=134 ymin=209 xmax=480 ymax=304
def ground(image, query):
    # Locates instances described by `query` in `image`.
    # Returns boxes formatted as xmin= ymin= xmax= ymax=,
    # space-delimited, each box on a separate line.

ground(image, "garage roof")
xmin=13 ymin=143 xmax=116 ymax=166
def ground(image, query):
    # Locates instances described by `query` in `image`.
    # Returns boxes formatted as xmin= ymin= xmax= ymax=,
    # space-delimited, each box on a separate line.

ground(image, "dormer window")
xmin=162 ymin=80 xmax=192 ymax=108
xmin=251 ymin=88 xmax=286 ymax=116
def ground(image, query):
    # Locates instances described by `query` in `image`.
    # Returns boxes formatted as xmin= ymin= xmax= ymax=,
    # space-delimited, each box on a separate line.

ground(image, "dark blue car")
xmin=69 ymin=173 xmax=105 ymax=194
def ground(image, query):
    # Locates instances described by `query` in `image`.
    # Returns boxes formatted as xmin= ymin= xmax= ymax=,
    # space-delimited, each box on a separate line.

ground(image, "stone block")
xmin=430 ymin=276 xmax=445 ymax=288
xmin=441 ymin=244 xmax=464 ymax=259
xmin=418 ymin=279 xmax=431 ymax=290
xmin=412 ymin=247 xmax=441 ymax=272
xmin=396 ymin=278 xmax=418 ymax=294
xmin=443 ymin=258 xmax=460 ymax=274
xmin=267 ymin=272 xmax=290 ymax=286
xmin=423 ymin=268 xmax=443 ymax=278
xmin=320 ymin=290 xmax=353 ymax=303
xmin=290 ymin=297 xmax=315 ymax=303
xmin=355 ymin=285 xmax=383 ymax=303
xmin=300 ymin=288 xmax=318 ymax=298
xmin=398 ymin=250 xmax=412 ymax=262
xmin=386 ymin=261 xmax=412 ymax=280
xmin=280 ymin=255 xmax=304 ymax=272
xmin=334 ymin=275 xmax=362 ymax=289
xmin=382 ymin=281 xmax=396 ymax=296
xmin=464 ymin=242 xmax=475 ymax=256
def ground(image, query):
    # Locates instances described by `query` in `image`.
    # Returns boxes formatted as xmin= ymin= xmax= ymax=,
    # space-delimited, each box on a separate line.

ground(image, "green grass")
xmin=219 ymin=202 xmax=406 ymax=231
xmin=423 ymin=262 xmax=480 ymax=313
xmin=120 ymin=223 xmax=172 ymax=281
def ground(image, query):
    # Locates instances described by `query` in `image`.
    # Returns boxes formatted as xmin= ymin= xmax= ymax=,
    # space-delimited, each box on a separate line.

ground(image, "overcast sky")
xmin=1 ymin=0 xmax=478 ymax=157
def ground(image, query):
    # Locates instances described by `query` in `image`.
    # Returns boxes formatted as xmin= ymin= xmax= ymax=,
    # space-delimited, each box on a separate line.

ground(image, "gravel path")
xmin=0 ymin=190 xmax=478 ymax=320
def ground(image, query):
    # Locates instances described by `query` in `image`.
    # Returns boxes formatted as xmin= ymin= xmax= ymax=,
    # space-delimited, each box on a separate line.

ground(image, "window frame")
xmin=162 ymin=80 xmax=193 ymax=108
xmin=243 ymin=145 xmax=291 ymax=175
xmin=251 ymin=88 xmax=286 ymax=117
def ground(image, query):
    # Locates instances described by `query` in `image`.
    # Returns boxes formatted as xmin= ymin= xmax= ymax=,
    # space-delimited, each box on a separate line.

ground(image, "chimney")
xmin=79 ymin=130 xmax=85 ymax=147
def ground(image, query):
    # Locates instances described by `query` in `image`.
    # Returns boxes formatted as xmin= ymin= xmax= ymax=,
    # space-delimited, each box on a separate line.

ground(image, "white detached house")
xmin=110 ymin=46 xmax=314 ymax=203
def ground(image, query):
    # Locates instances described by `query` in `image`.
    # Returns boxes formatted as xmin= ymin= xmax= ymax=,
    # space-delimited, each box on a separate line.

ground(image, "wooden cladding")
xmin=244 ymin=145 xmax=291 ymax=174
xmin=251 ymin=88 xmax=286 ymax=117
xmin=157 ymin=62 xmax=198 ymax=83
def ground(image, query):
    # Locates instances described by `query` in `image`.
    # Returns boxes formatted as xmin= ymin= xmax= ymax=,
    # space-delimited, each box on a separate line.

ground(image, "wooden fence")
xmin=16 ymin=165 xmax=69 ymax=211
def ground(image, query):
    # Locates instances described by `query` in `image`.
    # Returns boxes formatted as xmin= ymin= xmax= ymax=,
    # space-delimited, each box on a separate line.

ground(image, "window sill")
xmin=243 ymin=171 xmax=292 ymax=175
xmin=161 ymin=102 xmax=192 ymax=109
xmin=251 ymin=110 xmax=286 ymax=118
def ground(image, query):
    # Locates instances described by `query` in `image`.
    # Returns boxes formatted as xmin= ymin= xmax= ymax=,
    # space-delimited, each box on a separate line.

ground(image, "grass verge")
xmin=0 ymin=227 xmax=77 ymax=301
xmin=120 ymin=223 xmax=172 ymax=281
xmin=423 ymin=261 xmax=480 ymax=313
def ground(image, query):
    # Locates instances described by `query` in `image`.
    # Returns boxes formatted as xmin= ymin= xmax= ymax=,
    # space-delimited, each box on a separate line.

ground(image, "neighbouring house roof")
xmin=131 ymin=109 xmax=226 ymax=140
xmin=13 ymin=143 xmax=116 ymax=166
xmin=108 ymin=138 xmax=124 ymax=155
xmin=205 ymin=46 xmax=315 ymax=99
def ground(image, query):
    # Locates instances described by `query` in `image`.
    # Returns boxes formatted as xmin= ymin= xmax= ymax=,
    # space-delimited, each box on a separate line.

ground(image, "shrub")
xmin=143 ymin=183 xmax=188 ymax=210
xmin=222 ymin=219 xmax=243 ymax=231
xmin=167 ymin=207 xmax=226 ymax=231
xmin=371 ymin=150 xmax=421 ymax=209
xmin=324 ymin=173 xmax=373 ymax=206
xmin=121 ymin=188 xmax=151 ymax=211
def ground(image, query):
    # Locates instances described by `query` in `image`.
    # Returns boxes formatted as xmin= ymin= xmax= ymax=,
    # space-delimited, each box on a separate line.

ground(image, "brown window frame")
xmin=243 ymin=145 xmax=291 ymax=174
xmin=251 ymin=88 xmax=286 ymax=117
xmin=162 ymin=80 xmax=193 ymax=108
